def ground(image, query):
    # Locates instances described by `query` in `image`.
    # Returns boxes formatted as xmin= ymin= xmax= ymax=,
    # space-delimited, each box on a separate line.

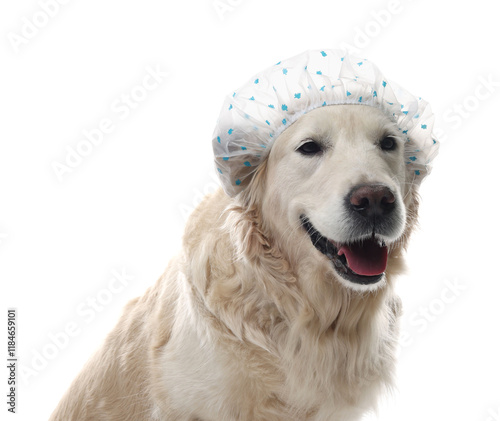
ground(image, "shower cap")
xmin=212 ymin=49 xmax=439 ymax=197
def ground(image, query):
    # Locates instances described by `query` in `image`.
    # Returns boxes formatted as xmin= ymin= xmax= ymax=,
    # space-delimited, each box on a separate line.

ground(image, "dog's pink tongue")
xmin=338 ymin=239 xmax=388 ymax=276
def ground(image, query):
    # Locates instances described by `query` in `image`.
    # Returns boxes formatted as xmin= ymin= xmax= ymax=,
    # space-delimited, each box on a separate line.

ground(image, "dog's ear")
xmin=214 ymin=129 xmax=270 ymax=198
xmin=238 ymin=158 xmax=268 ymax=209
xmin=222 ymin=158 xmax=270 ymax=261
xmin=215 ymin=152 xmax=256 ymax=194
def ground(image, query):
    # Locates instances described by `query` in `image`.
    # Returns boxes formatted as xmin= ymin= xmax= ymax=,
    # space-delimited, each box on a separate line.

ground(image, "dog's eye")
xmin=297 ymin=141 xmax=322 ymax=156
xmin=380 ymin=136 xmax=397 ymax=151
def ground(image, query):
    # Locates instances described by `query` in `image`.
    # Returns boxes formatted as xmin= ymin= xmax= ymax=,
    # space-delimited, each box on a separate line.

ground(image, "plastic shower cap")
xmin=212 ymin=49 xmax=439 ymax=197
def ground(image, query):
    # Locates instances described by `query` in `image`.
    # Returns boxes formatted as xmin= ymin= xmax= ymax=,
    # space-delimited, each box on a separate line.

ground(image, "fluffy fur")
xmin=50 ymin=105 xmax=421 ymax=421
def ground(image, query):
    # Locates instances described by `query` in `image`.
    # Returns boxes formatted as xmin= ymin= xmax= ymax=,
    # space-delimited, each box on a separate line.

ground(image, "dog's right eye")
xmin=297 ymin=141 xmax=322 ymax=156
xmin=380 ymin=136 xmax=397 ymax=151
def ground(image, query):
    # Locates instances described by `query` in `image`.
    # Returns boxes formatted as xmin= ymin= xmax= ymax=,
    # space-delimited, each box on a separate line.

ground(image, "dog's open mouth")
xmin=300 ymin=215 xmax=387 ymax=285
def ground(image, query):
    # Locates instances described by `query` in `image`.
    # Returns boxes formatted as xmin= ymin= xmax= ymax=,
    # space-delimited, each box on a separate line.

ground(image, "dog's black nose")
xmin=349 ymin=184 xmax=395 ymax=217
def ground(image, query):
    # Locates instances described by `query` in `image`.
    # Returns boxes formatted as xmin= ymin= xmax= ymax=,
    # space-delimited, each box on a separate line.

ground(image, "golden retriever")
xmin=50 ymin=104 xmax=420 ymax=420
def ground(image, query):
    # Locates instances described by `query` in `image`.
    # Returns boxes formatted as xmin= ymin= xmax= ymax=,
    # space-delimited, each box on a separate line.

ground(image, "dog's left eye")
xmin=379 ymin=136 xmax=397 ymax=151
xmin=297 ymin=141 xmax=323 ymax=156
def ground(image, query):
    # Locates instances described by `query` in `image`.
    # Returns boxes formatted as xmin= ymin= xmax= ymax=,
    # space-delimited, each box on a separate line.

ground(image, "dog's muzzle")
xmin=300 ymin=184 xmax=402 ymax=286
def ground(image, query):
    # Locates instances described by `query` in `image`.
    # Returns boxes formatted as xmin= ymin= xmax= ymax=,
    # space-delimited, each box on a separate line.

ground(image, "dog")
xmin=49 ymin=102 xmax=424 ymax=420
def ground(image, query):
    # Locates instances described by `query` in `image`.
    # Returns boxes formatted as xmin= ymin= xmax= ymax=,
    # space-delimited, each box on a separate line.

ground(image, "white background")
xmin=1 ymin=0 xmax=499 ymax=420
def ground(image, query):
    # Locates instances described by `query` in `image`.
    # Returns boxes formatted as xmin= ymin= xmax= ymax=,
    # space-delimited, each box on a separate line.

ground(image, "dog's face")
xmin=260 ymin=105 xmax=410 ymax=292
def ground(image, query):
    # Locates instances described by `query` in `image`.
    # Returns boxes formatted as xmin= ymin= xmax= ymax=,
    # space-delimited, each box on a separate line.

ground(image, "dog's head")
xmin=243 ymin=104 xmax=418 ymax=292
xmin=213 ymin=50 xmax=437 ymax=293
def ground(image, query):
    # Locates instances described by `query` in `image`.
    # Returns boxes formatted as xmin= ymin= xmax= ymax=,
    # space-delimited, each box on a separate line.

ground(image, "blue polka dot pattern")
xmin=212 ymin=49 xmax=439 ymax=197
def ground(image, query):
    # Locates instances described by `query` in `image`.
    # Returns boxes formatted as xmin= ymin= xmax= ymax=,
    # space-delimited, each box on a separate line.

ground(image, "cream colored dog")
xmin=50 ymin=104 xmax=420 ymax=421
